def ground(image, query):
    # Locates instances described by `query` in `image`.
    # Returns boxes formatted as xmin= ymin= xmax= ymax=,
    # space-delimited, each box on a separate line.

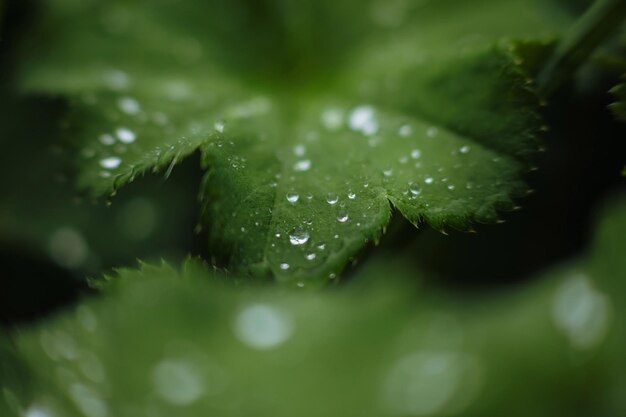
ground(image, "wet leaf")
xmin=18 ymin=0 xmax=572 ymax=284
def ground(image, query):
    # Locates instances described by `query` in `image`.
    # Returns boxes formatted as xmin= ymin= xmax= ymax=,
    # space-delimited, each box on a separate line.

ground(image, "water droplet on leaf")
xmin=115 ymin=127 xmax=136 ymax=144
xmin=409 ymin=182 xmax=422 ymax=196
xmin=293 ymin=160 xmax=311 ymax=172
xmin=426 ymin=127 xmax=439 ymax=138
xmin=98 ymin=134 xmax=115 ymax=146
xmin=99 ymin=156 xmax=121 ymax=169
xmin=118 ymin=97 xmax=140 ymax=114
xmin=289 ymin=228 xmax=310 ymax=246
xmin=349 ymin=105 xmax=378 ymax=135
xmin=399 ymin=124 xmax=413 ymax=137
xmin=326 ymin=193 xmax=339 ymax=205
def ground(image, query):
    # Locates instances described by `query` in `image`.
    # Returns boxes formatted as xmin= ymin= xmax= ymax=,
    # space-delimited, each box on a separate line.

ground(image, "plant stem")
xmin=537 ymin=0 xmax=626 ymax=97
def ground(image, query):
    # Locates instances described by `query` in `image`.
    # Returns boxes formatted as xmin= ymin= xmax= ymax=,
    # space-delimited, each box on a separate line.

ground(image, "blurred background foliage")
xmin=0 ymin=0 xmax=625 ymax=415
xmin=1 ymin=197 xmax=625 ymax=417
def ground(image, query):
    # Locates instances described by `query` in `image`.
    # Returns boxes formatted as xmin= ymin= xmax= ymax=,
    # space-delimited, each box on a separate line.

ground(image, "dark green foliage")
xmin=3 ymin=199 xmax=626 ymax=417
xmin=17 ymin=0 xmax=573 ymax=284
xmin=1 ymin=0 xmax=626 ymax=416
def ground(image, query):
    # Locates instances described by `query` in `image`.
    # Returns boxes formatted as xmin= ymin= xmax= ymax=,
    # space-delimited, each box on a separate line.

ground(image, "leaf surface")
xmin=19 ymin=0 xmax=572 ymax=284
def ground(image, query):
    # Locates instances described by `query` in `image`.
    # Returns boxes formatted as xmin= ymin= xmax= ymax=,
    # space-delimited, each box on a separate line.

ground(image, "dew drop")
xmin=424 ymin=177 xmax=434 ymax=184
xmin=321 ymin=108 xmax=344 ymax=131
xmin=409 ymin=182 xmax=422 ymax=196
xmin=279 ymin=263 xmax=290 ymax=270
xmin=410 ymin=149 xmax=421 ymax=159
xmin=289 ymin=228 xmax=310 ymax=246
xmin=293 ymin=144 xmax=306 ymax=156
xmin=214 ymin=121 xmax=225 ymax=133
xmin=426 ymin=127 xmax=439 ymax=138
xmin=286 ymin=192 xmax=299 ymax=203
xmin=98 ymin=134 xmax=115 ymax=146
xmin=115 ymin=127 xmax=136 ymax=144
xmin=448 ymin=184 xmax=456 ymax=191
xmin=337 ymin=210 xmax=349 ymax=223
xmin=383 ymin=168 xmax=393 ymax=177
xmin=349 ymin=105 xmax=378 ymax=135
xmin=317 ymin=243 xmax=326 ymax=250
xmin=164 ymin=80 xmax=192 ymax=101
xmin=103 ymin=69 xmax=130 ymax=90
xmin=23 ymin=404 xmax=52 ymax=417
xmin=552 ymin=274 xmax=610 ymax=350
xmin=399 ymin=124 xmax=413 ymax=137
xmin=326 ymin=193 xmax=339 ymax=205
xmin=99 ymin=156 xmax=121 ymax=169
xmin=235 ymin=304 xmax=293 ymax=349
xmin=118 ymin=97 xmax=140 ymax=114
xmin=305 ymin=252 xmax=316 ymax=261
xmin=348 ymin=191 xmax=356 ymax=199
xmin=152 ymin=358 xmax=205 ymax=406
xmin=293 ymin=159 xmax=311 ymax=172
xmin=459 ymin=145 xmax=471 ymax=154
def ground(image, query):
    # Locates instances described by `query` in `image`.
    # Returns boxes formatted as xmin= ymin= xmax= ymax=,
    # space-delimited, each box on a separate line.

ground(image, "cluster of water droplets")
xmin=290 ymin=143 xmax=312 ymax=173
xmin=320 ymin=104 xmax=382 ymax=138
xmin=96 ymin=121 xmax=139 ymax=176
xmin=274 ymin=180 xmax=375 ymax=277
xmin=89 ymin=68 xmax=228 ymax=182
xmin=372 ymin=118 xmax=481 ymax=202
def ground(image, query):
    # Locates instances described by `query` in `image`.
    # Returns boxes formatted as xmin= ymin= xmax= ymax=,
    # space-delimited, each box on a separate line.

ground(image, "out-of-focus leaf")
xmin=5 ymin=197 xmax=626 ymax=417
xmin=17 ymin=0 xmax=572 ymax=285
xmin=0 ymin=92 xmax=204 ymax=277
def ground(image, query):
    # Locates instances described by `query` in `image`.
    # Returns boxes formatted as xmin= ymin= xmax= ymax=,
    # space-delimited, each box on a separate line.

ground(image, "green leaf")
xmin=5 ymin=197 xmax=626 ymax=417
xmin=0 ymin=95 xmax=206 ymax=277
xmin=18 ymin=0 xmax=572 ymax=284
